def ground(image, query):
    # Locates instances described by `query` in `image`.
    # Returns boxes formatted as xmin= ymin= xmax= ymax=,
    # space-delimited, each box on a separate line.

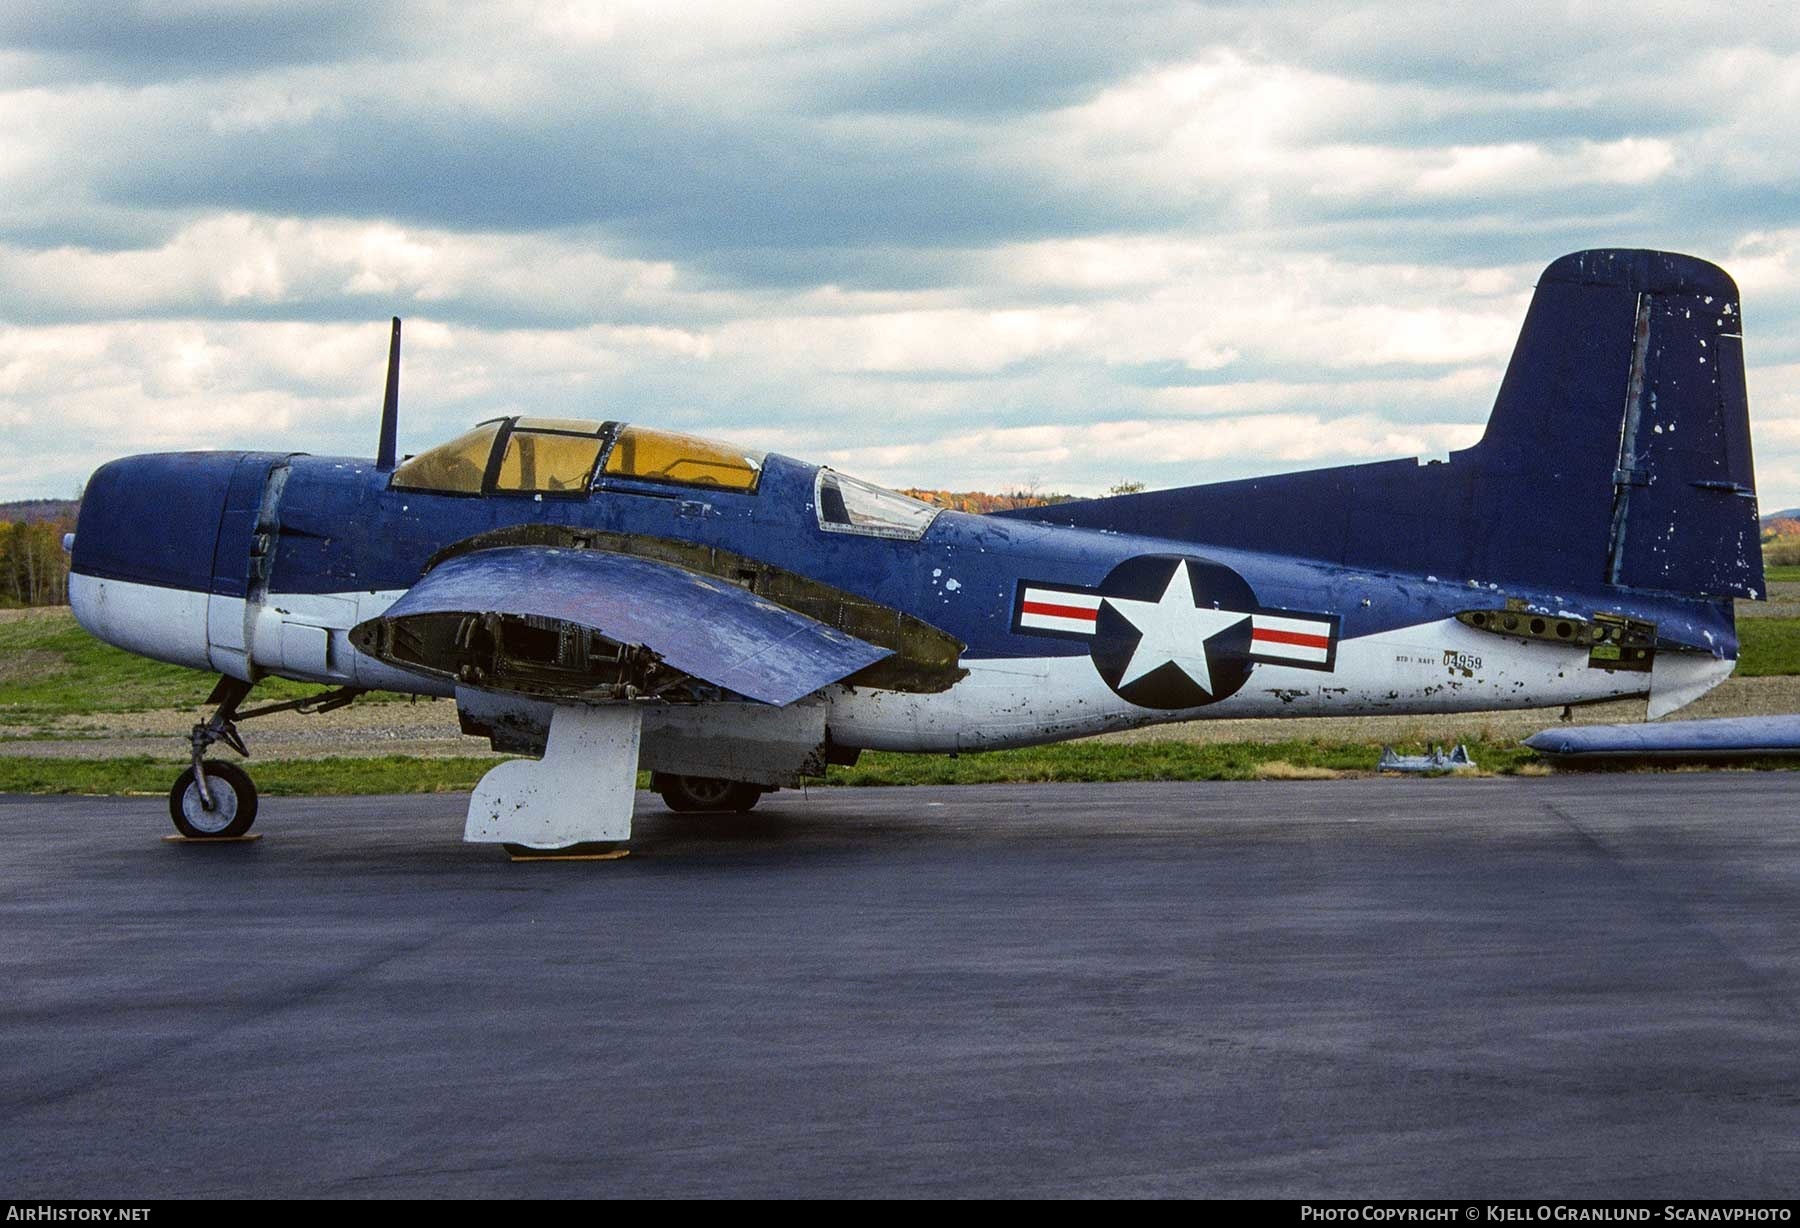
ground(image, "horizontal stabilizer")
xmin=351 ymin=546 xmax=892 ymax=706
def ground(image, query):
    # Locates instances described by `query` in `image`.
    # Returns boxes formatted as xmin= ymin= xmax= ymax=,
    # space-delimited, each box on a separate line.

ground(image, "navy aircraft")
xmin=66 ymin=249 xmax=1761 ymax=852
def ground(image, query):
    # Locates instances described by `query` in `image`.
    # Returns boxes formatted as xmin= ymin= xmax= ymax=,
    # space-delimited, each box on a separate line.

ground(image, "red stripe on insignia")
xmin=1021 ymin=600 xmax=1098 ymax=622
xmin=1253 ymin=628 xmax=1330 ymax=649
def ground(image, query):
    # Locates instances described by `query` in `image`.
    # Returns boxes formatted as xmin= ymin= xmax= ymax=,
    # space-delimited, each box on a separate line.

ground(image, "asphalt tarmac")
xmin=1 ymin=775 xmax=1796 ymax=1199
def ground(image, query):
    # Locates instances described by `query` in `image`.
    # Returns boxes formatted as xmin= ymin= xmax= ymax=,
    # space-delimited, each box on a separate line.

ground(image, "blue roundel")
xmin=1087 ymin=555 xmax=1258 ymax=709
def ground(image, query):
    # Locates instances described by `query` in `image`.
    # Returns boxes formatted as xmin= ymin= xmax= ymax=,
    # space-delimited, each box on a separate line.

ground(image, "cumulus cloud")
xmin=3 ymin=1 xmax=1800 ymax=511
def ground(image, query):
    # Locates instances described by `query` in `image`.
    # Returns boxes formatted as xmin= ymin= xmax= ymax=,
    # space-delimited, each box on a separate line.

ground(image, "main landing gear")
xmin=651 ymin=772 xmax=767 ymax=814
xmin=170 ymin=677 xmax=362 ymax=840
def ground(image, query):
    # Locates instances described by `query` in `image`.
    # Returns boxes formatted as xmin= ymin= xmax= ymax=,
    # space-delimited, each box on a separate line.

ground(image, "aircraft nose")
xmin=71 ymin=452 xmax=247 ymax=593
xmin=68 ymin=451 xmax=250 ymax=670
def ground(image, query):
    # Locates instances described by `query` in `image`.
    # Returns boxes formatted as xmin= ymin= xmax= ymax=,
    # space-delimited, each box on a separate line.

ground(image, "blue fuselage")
xmin=72 ymin=449 xmax=1736 ymax=665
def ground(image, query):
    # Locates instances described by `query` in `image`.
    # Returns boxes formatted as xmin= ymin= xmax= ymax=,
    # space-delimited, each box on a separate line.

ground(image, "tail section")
xmin=1008 ymin=249 xmax=1761 ymax=600
xmin=1481 ymin=250 xmax=1759 ymax=598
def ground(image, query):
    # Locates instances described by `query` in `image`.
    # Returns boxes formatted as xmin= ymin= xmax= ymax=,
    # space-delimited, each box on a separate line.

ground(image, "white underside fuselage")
xmin=70 ymin=573 xmax=1732 ymax=760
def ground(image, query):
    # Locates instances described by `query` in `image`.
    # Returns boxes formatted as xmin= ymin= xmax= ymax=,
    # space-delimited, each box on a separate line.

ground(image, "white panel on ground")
xmin=465 ymin=704 xmax=642 ymax=849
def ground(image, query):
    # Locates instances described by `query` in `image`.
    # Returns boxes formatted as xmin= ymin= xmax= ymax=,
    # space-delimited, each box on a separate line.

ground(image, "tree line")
xmin=0 ymin=518 xmax=74 ymax=607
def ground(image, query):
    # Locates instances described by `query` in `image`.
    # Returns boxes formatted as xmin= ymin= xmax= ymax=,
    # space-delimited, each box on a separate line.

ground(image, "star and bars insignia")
xmin=1011 ymin=555 xmax=1339 ymax=710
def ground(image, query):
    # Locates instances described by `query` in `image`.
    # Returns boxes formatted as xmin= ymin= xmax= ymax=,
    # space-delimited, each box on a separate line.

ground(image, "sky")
xmin=2 ymin=1 xmax=1799 ymax=506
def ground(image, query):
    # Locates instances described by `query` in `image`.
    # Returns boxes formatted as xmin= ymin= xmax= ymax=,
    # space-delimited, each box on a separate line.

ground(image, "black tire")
xmin=654 ymin=773 xmax=764 ymax=814
xmin=169 ymin=761 xmax=259 ymax=838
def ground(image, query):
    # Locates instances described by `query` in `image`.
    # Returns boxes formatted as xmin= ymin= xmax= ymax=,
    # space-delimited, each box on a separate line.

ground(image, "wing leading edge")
xmin=349 ymin=546 xmax=893 ymax=706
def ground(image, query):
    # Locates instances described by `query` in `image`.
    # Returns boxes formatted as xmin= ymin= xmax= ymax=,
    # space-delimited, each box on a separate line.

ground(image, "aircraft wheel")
xmin=654 ymin=773 xmax=763 ymax=814
xmin=169 ymin=762 xmax=259 ymax=839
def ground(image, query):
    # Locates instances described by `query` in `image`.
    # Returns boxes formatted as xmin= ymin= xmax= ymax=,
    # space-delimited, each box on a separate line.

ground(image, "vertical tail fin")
xmin=1004 ymin=249 xmax=1762 ymax=600
xmin=1476 ymin=249 xmax=1759 ymax=598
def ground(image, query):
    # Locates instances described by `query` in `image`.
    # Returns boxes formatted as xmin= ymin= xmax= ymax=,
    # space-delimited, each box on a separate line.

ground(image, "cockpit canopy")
xmin=390 ymin=416 xmax=942 ymax=541
xmin=814 ymin=469 xmax=941 ymax=540
xmin=390 ymin=418 xmax=765 ymax=496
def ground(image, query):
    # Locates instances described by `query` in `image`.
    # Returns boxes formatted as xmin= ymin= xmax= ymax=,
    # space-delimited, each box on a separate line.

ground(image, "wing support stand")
xmin=466 ymin=703 xmax=642 ymax=857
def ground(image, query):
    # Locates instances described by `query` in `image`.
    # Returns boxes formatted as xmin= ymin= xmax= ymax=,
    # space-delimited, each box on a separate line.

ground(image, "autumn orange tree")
xmin=903 ymin=487 xmax=1075 ymax=513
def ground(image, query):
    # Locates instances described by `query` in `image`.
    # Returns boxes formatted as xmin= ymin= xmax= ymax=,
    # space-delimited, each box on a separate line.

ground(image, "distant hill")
xmin=904 ymin=489 xmax=1075 ymax=514
xmin=0 ymin=499 xmax=78 ymax=525
xmin=1763 ymin=508 xmax=1800 ymax=526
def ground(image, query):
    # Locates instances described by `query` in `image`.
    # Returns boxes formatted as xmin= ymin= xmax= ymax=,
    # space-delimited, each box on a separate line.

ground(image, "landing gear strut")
xmin=170 ymin=677 xmax=362 ymax=840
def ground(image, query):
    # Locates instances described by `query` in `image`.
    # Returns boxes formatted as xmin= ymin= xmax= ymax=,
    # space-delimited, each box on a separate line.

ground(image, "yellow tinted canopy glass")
xmin=495 ymin=428 xmax=604 ymax=494
xmin=390 ymin=422 xmax=502 ymax=493
xmin=515 ymin=417 xmax=603 ymax=434
xmin=603 ymin=426 xmax=764 ymax=492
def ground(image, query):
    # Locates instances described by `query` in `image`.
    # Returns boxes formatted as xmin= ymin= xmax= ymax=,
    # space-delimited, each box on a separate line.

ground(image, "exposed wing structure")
xmin=350 ymin=546 xmax=892 ymax=706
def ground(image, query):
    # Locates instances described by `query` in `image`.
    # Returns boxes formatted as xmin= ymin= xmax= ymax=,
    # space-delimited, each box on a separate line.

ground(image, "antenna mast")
xmin=376 ymin=317 xmax=401 ymax=471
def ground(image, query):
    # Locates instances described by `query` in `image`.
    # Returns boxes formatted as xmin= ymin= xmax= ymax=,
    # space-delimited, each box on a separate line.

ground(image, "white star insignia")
xmin=1103 ymin=561 xmax=1249 ymax=695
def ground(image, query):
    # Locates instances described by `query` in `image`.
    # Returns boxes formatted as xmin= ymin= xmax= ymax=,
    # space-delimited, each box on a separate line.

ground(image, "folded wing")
xmin=349 ymin=546 xmax=892 ymax=706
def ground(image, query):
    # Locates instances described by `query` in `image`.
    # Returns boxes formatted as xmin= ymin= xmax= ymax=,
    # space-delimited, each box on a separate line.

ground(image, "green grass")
xmin=1733 ymin=618 xmax=1800 ymax=676
xmin=1763 ymin=566 xmax=1800 ymax=584
xmin=0 ymin=609 xmax=409 ymax=725
xmin=0 ymin=739 xmax=1542 ymax=796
